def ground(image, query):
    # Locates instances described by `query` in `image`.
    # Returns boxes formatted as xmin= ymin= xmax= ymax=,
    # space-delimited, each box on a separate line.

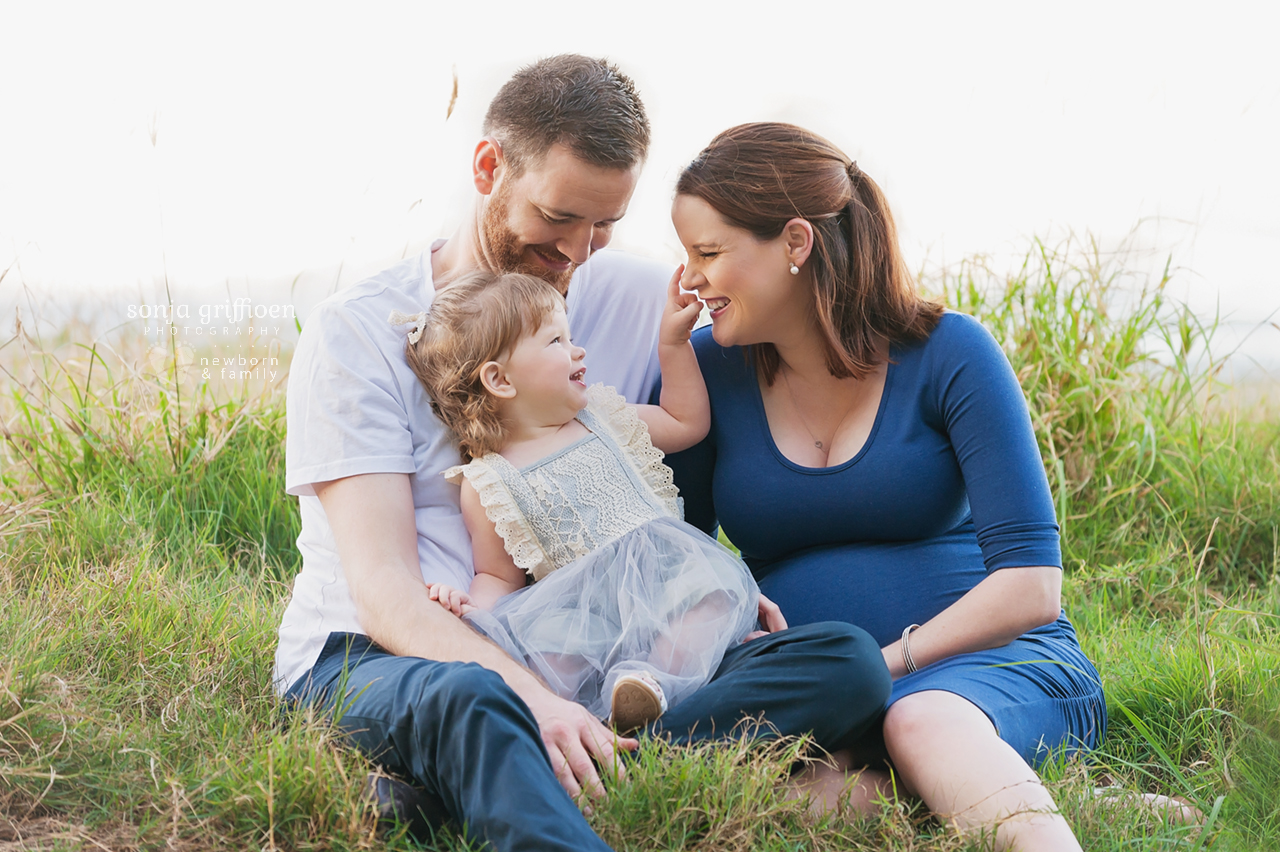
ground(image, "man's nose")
xmin=558 ymin=224 xmax=594 ymax=264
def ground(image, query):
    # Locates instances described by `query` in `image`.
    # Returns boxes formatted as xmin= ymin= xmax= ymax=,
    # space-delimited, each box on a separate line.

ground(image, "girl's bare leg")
xmin=647 ymin=591 xmax=733 ymax=675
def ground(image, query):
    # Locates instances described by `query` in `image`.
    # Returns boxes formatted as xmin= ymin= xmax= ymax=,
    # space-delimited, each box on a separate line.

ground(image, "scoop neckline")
xmin=749 ymin=346 xmax=895 ymax=474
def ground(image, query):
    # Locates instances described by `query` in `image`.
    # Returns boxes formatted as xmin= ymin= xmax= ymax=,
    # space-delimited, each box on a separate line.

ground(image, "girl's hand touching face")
xmin=659 ymin=264 xmax=703 ymax=347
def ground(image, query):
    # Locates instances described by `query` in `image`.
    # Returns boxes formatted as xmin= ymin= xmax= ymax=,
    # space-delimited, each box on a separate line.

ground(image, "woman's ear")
xmin=472 ymin=137 xmax=506 ymax=196
xmin=480 ymin=360 xmax=517 ymax=399
xmin=782 ymin=218 xmax=815 ymax=270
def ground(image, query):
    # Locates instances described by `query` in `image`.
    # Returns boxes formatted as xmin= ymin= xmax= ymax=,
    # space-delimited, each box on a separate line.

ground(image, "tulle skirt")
xmin=465 ymin=516 xmax=760 ymax=720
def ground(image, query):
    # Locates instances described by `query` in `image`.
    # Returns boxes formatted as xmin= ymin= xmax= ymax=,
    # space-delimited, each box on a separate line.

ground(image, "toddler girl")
xmin=395 ymin=269 xmax=759 ymax=733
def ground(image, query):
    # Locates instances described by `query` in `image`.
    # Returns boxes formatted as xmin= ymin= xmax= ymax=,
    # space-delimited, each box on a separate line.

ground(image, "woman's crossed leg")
xmin=794 ymin=690 xmax=1082 ymax=852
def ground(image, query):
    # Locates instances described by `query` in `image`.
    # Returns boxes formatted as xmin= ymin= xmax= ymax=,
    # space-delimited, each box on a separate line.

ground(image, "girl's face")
xmin=671 ymin=194 xmax=811 ymax=349
xmin=500 ymin=305 xmax=589 ymax=422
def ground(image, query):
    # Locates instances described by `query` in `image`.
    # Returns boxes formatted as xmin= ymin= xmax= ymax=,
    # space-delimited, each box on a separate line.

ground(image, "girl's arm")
xmin=636 ymin=265 xmax=710 ymax=454
xmin=460 ymin=478 xmax=527 ymax=609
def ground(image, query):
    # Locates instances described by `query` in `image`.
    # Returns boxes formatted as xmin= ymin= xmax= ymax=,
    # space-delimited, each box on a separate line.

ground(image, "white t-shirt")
xmin=274 ymin=244 xmax=673 ymax=693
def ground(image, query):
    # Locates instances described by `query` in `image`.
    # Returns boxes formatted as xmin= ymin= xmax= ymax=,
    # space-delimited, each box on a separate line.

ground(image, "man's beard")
xmin=480 ymin=184 xmax=576 ymax=295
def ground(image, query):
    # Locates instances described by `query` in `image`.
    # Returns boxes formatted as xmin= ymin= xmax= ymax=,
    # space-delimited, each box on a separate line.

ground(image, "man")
xmin=276 ymin=55 xmax=889 ymax=852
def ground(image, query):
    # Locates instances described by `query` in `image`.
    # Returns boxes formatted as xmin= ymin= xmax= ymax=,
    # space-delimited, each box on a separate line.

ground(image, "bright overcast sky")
xmin=2 ymin=1 xmax=1277 ymax=369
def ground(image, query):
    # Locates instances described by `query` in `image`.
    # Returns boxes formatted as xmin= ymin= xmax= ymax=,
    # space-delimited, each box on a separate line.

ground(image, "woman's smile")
xmin=671 ymin=193 xmax=809 ymax=348
xmin=703 ymin=296 xmax=731 ymax=317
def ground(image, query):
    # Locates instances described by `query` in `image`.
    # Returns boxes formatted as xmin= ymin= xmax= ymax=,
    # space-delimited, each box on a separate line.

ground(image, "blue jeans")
xmin=283 ymin=621 xmax=889 ymax=852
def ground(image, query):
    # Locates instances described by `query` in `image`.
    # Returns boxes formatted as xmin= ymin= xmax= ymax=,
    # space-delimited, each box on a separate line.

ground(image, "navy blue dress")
xmin=667 ymin=312 xmax=1106 ymax=765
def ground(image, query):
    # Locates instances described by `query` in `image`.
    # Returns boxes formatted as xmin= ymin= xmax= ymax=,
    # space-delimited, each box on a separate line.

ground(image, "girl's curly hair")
xmin=406 ymin=270 xmax=564 ymax=461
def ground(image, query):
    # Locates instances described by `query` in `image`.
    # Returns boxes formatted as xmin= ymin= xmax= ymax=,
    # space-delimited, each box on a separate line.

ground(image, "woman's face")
xmin=671 ymin=194 xmax=812 ymax=349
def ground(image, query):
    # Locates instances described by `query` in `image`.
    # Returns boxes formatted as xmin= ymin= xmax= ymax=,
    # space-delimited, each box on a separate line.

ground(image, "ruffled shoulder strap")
xmin=443 ymin=457 xmax=557 ymax=581
xmin=582 ymin=384 xmax=681 ymax=519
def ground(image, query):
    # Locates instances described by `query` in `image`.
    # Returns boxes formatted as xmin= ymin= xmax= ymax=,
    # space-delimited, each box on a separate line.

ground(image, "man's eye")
xmin=542 ymin=214 xmax=571 ymax=225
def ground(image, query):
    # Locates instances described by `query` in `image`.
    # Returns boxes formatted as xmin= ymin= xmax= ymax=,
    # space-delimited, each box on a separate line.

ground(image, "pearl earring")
xmin=789 ymin=262 xmax=800 ymax=275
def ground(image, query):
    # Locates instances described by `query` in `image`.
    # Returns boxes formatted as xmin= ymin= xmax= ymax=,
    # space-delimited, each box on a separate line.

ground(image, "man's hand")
xmin=425 ymin=582 xmax=476 ymax=617
xmin=518 ymin=688 xmax=639 ymax=806
xmin=317 ymin=473 xmax=630 ymax=803
xmin=658 ymin=264 xmax=701 ymax=347
xmin=743 ymin=593 xmax=788 ymax=642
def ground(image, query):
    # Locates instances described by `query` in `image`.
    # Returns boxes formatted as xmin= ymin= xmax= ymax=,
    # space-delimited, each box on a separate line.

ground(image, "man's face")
xmin=480 ymin=143 xmax=641 ymax=294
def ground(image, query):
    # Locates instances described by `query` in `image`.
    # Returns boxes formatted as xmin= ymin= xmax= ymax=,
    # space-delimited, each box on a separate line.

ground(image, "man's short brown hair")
xmin=483 ymin=54 xmax=650 ymax=176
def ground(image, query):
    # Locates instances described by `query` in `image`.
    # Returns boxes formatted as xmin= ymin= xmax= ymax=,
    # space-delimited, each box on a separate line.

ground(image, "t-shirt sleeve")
xmin=285 ymin=301 xmax=417 ymax=496
xmin=932 ymin=313 xmax=1062 ymax=571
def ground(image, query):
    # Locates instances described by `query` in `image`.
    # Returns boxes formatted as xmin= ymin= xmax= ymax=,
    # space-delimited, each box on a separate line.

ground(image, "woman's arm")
xmin=459 ymin=478 xmax=528 ymax=610
xmin=880 ymin=565 xmax=1061 ymax=678
xmin=886 ymin=314 xmax=1065 ymax=674
xmin=636 ymin=265 xmax=711 ymax=454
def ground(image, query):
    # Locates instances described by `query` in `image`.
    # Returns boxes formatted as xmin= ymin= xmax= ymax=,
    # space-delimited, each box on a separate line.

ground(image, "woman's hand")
xmin=743 ymin=593 xmax=788 ymax=642
xmin=879 ymin=566 xmax=1062 ymax=678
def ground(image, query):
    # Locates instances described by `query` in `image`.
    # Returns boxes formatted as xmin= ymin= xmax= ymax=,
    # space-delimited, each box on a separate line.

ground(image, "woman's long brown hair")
xmin=676 ymin=122 xmax=943 ymax=383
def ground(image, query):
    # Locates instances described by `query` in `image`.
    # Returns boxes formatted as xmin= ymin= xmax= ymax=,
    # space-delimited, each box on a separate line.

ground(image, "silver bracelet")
xmin=901 ymin=623 xmax=921 ymax=674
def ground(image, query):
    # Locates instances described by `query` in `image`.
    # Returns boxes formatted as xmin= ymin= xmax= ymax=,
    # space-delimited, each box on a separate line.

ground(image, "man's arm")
xmin=314 ymin=472 xmax=635 ymax=800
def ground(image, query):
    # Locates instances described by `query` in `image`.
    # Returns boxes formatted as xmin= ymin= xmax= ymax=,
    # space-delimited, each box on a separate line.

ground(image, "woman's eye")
xmin=697 ymin=251 xmax=719 ymax=259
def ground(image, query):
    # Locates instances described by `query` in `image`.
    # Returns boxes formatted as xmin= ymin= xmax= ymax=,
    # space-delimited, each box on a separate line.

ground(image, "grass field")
xmin=2 ymin=238 xmax=1278 ymax=850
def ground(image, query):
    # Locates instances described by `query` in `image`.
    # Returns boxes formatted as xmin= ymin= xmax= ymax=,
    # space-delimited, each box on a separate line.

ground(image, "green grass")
xmin=3 ymin=237 xmax=1279 ymax=850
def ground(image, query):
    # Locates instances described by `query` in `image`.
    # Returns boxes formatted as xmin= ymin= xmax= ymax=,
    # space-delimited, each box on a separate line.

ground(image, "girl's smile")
xmin=498 ymin=305 xmax=590 ymax=422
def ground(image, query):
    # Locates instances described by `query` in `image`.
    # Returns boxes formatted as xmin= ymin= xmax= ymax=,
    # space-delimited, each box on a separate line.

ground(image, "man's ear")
xmin=480 ymin=360 xmax=516 ymax=399
xmin=473 ymin=137 xmax=506 ymax=196
xmin=782 ymin=218 xmax=815 ymax=269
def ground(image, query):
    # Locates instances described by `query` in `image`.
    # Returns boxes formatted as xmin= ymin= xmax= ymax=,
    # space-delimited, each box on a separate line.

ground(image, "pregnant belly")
xmin=753 ymin=527 xmax=987 ymax=648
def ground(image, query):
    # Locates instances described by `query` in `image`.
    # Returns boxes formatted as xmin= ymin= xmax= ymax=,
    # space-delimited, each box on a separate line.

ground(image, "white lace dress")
xmin=445 ymin=384 xmax=760 ymax=719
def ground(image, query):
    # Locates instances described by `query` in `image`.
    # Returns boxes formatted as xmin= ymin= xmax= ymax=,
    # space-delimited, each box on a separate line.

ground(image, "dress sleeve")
xmin=584 ymin=384 xmax=682 ymax=519
xmin=931 ymin=313 xmax=1062 ymax=571
xmin=444 ymin=458 xmax=557 ymax=581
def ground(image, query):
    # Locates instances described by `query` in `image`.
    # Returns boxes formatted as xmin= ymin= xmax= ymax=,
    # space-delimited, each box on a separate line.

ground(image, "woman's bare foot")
xmin=1092 ymin=787 xmax=1205 ymax=825
xmin=785 ymin=750 xmax=898 ymax=817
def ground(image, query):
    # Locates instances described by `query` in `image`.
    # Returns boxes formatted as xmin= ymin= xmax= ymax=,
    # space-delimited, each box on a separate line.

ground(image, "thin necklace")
xmin=780 ymin=365 xmax=851 ymax=451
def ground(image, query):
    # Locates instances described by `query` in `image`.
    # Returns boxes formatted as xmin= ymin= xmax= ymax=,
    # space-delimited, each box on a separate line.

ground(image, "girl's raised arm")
xmin=636 ymin=265 xmax=710 ymax=454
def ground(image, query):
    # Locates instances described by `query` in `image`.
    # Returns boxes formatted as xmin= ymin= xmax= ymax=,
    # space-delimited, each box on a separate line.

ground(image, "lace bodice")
xmin=445 ymin=385 xmax=682 ymax=581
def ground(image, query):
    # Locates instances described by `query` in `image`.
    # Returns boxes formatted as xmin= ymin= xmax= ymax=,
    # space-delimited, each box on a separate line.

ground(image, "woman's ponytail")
xmin=676 ymin=123 xmax=942 ymax=384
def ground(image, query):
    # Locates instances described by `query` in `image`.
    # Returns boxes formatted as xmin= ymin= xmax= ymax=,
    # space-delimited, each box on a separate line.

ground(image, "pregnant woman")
xmin=666 ymin=123 xmax=1105 ymax=852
